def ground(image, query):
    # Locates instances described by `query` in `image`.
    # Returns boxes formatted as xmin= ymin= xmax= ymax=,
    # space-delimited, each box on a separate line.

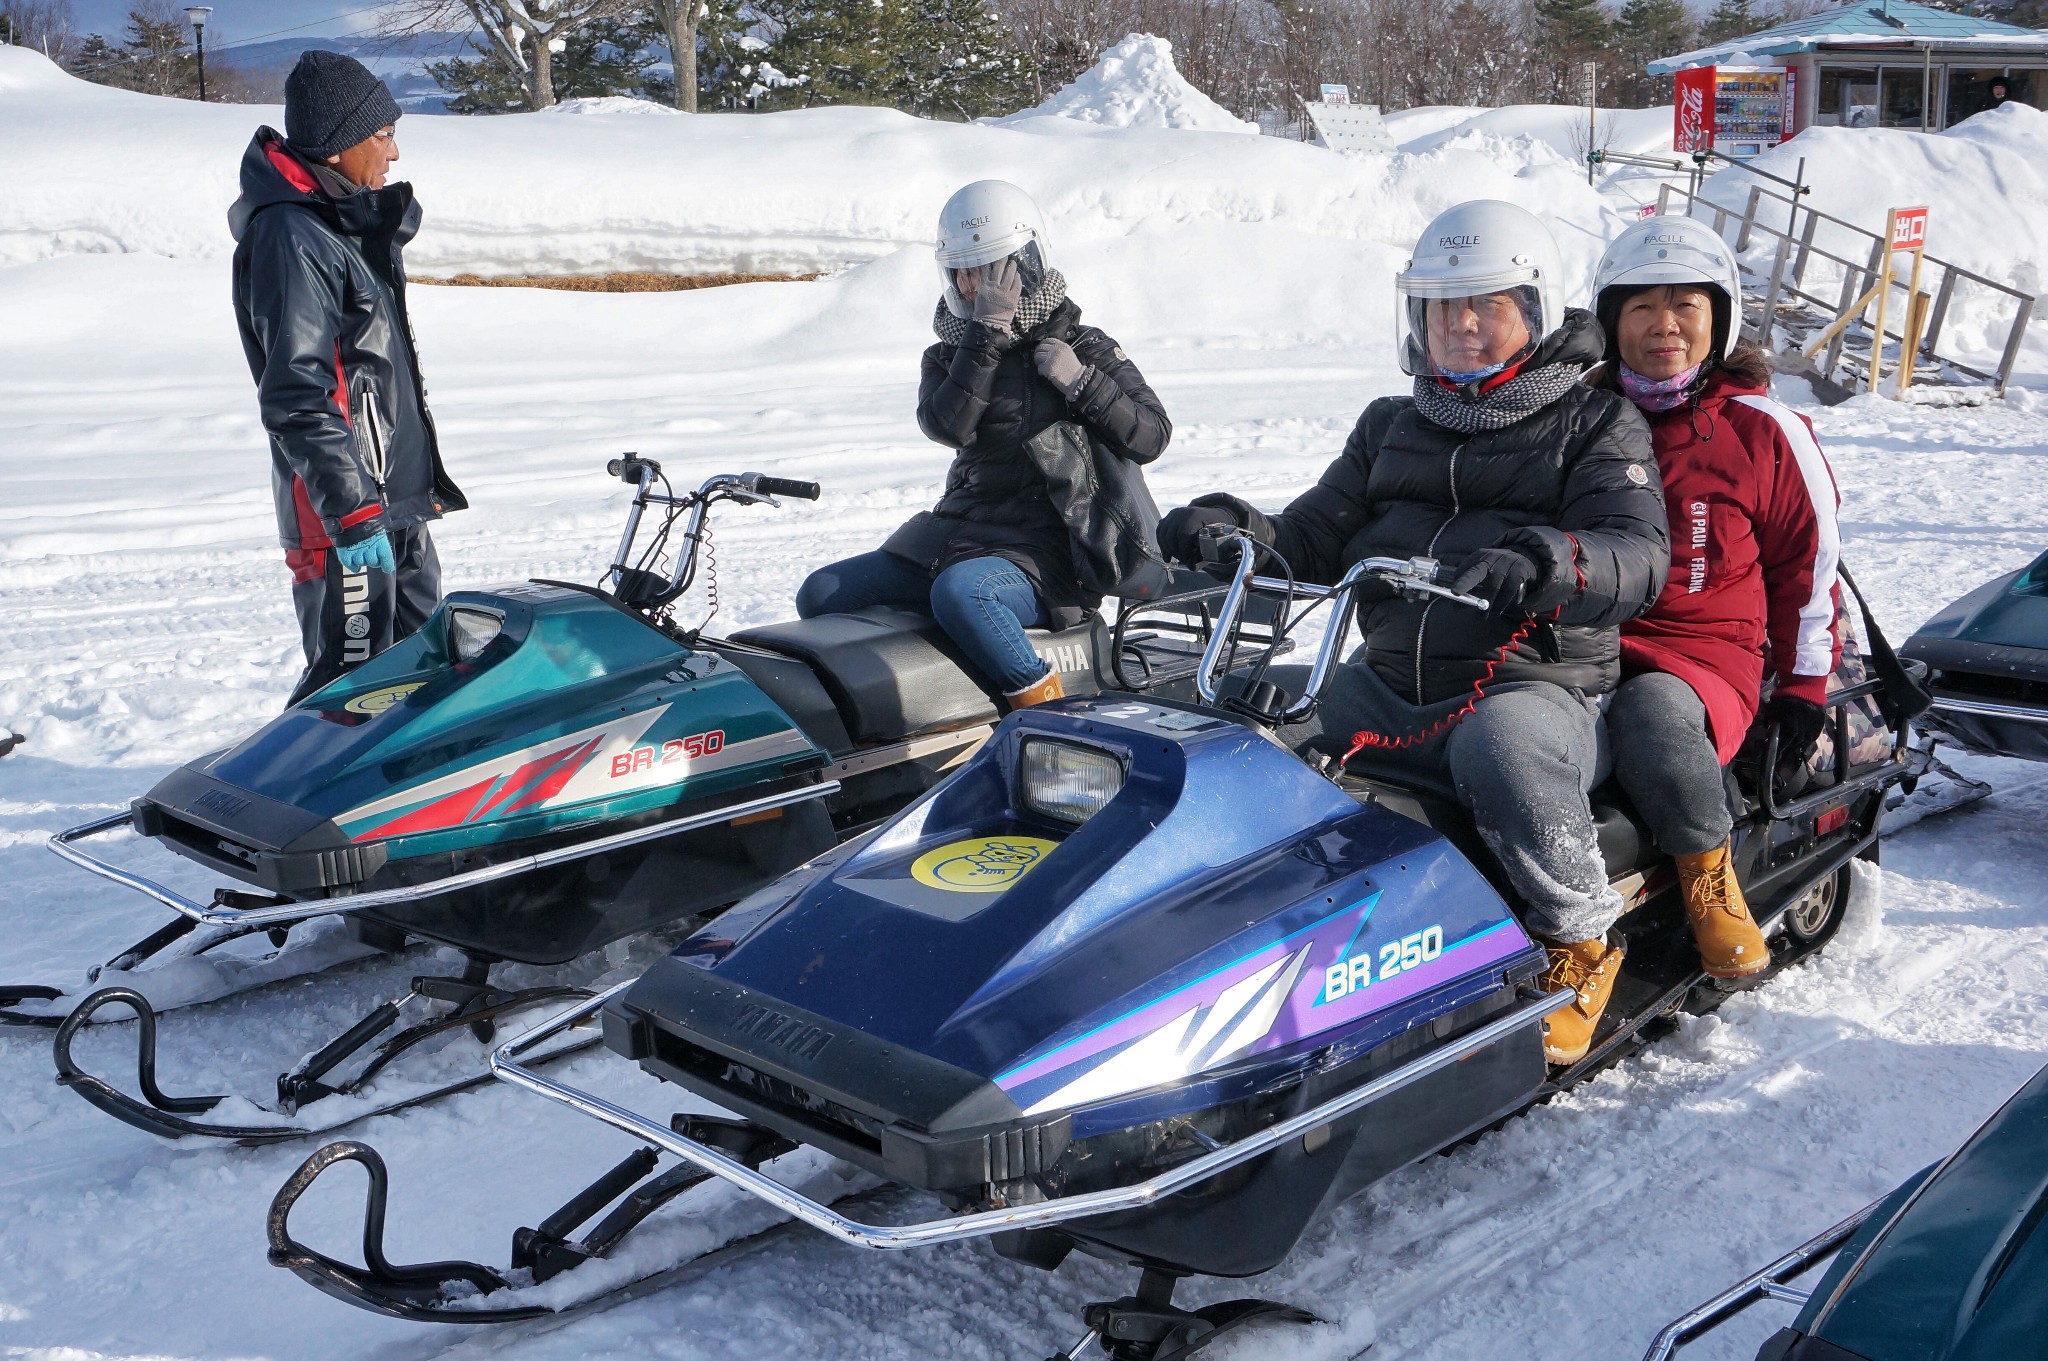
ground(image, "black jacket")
xmin=229 ymin=129 xmax=464 ymax=550
xmin=1243 ymin=313 xmax=1668 ymax=703
xmin=883 ymin=298 xmax=1170 ymax=620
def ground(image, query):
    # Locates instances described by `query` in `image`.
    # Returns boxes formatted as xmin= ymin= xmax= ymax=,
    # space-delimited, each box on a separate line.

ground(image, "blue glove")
xmin=335 ymin=530 xmax=396 ymax=574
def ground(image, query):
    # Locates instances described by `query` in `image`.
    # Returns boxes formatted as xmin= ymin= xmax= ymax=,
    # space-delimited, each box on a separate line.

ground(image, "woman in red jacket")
xmin=1592 ymin=216 xmax=1842 ymax=979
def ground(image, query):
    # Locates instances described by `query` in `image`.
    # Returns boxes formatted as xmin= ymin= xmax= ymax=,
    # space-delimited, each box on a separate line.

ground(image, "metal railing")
xmin=1655 ymin=179 xmax=2037 ymax=396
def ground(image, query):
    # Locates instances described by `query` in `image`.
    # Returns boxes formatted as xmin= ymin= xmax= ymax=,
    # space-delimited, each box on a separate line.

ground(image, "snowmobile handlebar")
xmin=603 ymin=461 xmax=822 ymax=610
xmin=1190 ymin=530 xmax=1486 ymax=720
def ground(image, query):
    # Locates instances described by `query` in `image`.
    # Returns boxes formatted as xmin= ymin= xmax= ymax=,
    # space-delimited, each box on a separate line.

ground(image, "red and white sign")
xmin=1674 ymin=67 xmax=1714 ymax=153
xmin=1891 ymin=207 xmax=1929 ymax=250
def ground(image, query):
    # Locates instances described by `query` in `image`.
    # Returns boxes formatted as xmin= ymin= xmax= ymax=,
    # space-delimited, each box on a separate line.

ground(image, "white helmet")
xmin=935 ymin=179 xmax=1049 ymax=318
xmin=1396 ymin=200 xmax=1566 ymax=382
xmin=1592 ymin=214 xmax=1745 ymax=365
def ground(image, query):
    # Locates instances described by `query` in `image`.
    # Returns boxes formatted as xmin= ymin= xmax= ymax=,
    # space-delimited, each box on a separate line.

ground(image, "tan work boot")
xmin=1540 ymin=936 xmax=1625 ymax=1066
xmin=1676 ymin=841 xmax=1770 ymax=979
xmin=1005 ymin=668 xmax=1065 ymax=710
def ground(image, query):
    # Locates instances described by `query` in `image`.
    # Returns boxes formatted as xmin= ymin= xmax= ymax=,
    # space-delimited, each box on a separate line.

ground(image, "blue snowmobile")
xmin=9 ymin=458 xmax=1220 ymax=1144
xmin=268 ymin=531 xmax=1917 ymax=1358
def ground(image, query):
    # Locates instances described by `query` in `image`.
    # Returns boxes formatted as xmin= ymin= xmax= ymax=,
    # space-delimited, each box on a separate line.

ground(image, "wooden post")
xmin=1893 ymin=231 xmax=1929 ymax=395
xmin=1867 ymin=207 xmax=1898 ymax=395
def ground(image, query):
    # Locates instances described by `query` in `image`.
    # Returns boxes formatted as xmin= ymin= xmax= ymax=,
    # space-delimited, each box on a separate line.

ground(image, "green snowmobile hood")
xmin=1910 ymin=550 xmax=2048 ymax=651
xmin=193 ymin=581 xmax=823 ymax=861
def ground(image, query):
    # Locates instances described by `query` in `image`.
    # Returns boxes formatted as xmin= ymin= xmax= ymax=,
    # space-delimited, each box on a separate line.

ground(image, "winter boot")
xmin=1676 ymin=841 xmax=1770 ymax=979
xmin=1540 ymin=935 xmax=1625 ymax=1066
xmin=1005 ymin=668 xmax=1065 ymax=710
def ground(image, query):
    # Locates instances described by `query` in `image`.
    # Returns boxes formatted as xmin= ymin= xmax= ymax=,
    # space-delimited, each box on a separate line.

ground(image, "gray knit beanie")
xmin=285 ymin=51 xmax=403 ymax=161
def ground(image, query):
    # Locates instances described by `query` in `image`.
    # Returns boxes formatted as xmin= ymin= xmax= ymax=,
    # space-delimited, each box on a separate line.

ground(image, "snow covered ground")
xmin=5 ymin=38 xmax=2048 ymax=1361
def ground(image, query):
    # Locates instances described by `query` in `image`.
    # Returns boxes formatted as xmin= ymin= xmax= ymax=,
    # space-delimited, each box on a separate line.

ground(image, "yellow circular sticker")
xmin=910 ymin=836 xmax=1057 ymax=893
xmin=344 ymin=682 xmax=427 ymax=716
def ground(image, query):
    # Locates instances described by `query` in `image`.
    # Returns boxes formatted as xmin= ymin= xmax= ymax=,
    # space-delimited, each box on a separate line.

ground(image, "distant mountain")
xmin=222 ymin=31 xmax=475 ymax=112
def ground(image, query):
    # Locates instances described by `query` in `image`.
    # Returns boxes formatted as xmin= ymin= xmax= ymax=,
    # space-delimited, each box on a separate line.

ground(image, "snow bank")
xmin=0 ymin=43 xmax=1620 ymax=284
xmin=999 ymin=33 xmax=1255 ymax=134
xmin=1705 ymin=101 xmax=2048 ymax=365
xmin=1385 ymin=103 xmax=1676 ymax=161
xmin=543 ymin=95 xmax=686 ymax=116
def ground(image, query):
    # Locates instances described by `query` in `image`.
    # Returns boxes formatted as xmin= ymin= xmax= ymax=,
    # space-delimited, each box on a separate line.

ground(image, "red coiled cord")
xmin=1339 ymin=611 xmax=1548 ymax=761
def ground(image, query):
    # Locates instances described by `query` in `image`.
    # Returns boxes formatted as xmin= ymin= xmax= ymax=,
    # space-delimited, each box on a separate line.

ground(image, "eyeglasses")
xmin=370 ymin=128 xmax=398 ymax=144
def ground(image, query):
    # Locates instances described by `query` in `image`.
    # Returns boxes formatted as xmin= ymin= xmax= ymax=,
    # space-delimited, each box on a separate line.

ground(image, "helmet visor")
xmin=938 ymin=241 xmax=1047 ymax=319
xmin=1395 ymin=285 xmax=1544 ymax=381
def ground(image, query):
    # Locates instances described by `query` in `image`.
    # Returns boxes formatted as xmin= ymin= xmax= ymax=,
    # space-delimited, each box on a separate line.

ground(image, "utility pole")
xmin=185 ymin=6 xmax=211 ymax=101
xmin=1584 ymin=60 xmax=1598 ymax=184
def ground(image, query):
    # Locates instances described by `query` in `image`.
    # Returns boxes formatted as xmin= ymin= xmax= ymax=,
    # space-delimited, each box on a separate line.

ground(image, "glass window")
xmin=1880 ymin=66 xmax=1928 ymax=127
xmin=1942 ymin=67 xmax=2033 ymax=125
xmin=1816 ymin=66 xmax=1879 ymax=126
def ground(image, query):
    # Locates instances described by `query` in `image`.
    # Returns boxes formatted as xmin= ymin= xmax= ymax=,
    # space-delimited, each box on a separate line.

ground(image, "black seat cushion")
xmin=1343 ymin=756 xmax=1661 ymax=882
xmin=729 ymin=607 xmax=1102 ymax=747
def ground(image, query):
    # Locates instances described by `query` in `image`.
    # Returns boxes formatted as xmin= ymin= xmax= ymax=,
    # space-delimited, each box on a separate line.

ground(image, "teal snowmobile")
xmin=7 ymin=457 xmax=1224 ymax=1144
xmin=1643 ymin=1057 xmax=2048 ymax=1361
xmin=264 ymin=531 xmax=1919 ymax=1356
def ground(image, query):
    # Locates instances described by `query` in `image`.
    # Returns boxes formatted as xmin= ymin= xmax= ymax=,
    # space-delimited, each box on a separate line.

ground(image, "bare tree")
xmin=0 ymin=0 xmax=77 ymax=60
xmin=380 ymin=0 xmax=632 ymax=107
xmin=647 ymin=0 xmax=697 ymax=109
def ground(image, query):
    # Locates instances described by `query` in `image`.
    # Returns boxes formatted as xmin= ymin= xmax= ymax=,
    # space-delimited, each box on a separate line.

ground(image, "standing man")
xmin=229 ymin=51 xmax=464 ymax=705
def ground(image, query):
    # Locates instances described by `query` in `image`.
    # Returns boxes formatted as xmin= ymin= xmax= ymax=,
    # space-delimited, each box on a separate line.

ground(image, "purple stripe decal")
xmin=996 ymin=907 xmax=1530 ymax=1097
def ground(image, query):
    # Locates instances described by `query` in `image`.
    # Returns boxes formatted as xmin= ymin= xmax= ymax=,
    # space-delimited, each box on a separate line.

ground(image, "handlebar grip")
xmin=751 ymin=475 xmax=821 ymax=501
xmin=608 ymin=454 xmax=658 ymax=484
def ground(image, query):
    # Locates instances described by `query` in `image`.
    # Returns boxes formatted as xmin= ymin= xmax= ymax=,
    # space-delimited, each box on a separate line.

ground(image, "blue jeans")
xmin=795 ymin=550 xmax=1050 ymax=692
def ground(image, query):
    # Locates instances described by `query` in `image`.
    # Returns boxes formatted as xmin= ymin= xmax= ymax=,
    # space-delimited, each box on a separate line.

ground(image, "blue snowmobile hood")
xmin=618 ymin=694 xmax=1541 ymax=1138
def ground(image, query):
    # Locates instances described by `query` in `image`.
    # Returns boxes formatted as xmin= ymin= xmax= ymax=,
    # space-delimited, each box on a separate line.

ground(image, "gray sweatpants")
xmin=1607 ymin=671 xmax=1733 ymax=857
xmin=1269 ymin=661 xmax=1624 ymax=944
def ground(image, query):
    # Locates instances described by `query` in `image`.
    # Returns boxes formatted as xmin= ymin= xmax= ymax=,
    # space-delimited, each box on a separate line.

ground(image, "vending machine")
xmin=1673 ymin=65 xmax=1796 ymax=158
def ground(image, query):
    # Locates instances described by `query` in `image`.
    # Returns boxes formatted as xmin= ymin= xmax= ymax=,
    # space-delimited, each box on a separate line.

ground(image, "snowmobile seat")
xmin=1340 ymin=755 xmax=1659 ymax=881
xmin=727 ymin=607 xmax=1102 ymax=748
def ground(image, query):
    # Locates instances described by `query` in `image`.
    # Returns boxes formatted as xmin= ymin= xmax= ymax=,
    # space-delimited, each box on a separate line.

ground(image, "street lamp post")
xmin=184 ymin=6 xmax=212 ymax=101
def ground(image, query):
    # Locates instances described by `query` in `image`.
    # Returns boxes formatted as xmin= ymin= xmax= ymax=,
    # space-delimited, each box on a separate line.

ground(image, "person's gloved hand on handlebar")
xmin=1449 ymin=529 xmax=1577 ymax=621
xmin=1158 ymin=493 xmax=1262 ymax=567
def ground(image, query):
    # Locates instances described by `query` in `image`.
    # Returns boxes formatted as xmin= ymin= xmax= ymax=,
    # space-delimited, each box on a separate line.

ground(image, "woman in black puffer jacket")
xmin=796 ymin=181 xmax=1170 ymax=707
xmin=1161 ymin=201 xmax=1667 ymax=1068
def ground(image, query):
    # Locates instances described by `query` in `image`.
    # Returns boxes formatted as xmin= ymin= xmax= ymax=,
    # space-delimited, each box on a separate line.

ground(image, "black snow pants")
xmin=285 ymin=525 xmax=440 ymax=706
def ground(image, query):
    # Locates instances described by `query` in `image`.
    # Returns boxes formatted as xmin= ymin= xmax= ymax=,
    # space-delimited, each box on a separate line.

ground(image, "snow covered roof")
xmin=1648 ymin=0 xmax=2048 ymax=75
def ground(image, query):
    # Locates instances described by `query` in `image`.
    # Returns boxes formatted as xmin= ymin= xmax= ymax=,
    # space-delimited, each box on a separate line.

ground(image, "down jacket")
xmin=228 ymin=129 xmax=465 ymax=551
xmin=883 ymin=298 xmax=1170 ymax=623
xmin=1614 ymin=365 xmax=1842 ymax=762
xmin=1238 ymin=312 xmax=1670 ymax=704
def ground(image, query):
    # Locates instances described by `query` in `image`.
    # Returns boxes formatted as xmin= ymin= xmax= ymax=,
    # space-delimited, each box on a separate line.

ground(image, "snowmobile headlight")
xmin=448 ymin=607 xmax=504 ymax=663
xmin=1019 ymin=738 xmax=1124 ymax=825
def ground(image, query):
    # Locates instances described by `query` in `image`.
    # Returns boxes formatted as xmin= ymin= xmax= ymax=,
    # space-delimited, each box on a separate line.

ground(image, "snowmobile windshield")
xmin=940 ymin=241 xmax=1047 ymax=319
xmin=1395 ymin=284 xmax=1543 ymax=381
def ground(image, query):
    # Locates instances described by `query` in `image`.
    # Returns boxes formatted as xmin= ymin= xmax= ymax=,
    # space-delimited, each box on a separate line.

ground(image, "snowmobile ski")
xmin=53 ymin=969 xmax=603 ymax=1145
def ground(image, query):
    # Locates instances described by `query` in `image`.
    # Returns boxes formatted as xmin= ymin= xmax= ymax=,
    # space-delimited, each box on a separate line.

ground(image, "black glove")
xmin=1158 ymin=503 xmax=1243 ymax=567
xmin=1759 ymin=693 xmax=1828 ymax=771
xmin=1450 ymin=547 xmax=1543 ymax=620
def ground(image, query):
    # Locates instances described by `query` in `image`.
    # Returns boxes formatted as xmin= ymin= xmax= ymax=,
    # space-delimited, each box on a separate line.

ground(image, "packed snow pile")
xmin=1706 ymin=100 xmax=2048 ymax=364
xmin=1000 ymin=33 xmax=1256 ymax=134
xmin=543 ymin=96 xmax=686 ymax=115
xmin=0 ymin=42 xmax=1610 ymax=282
xmin=1385 ymin=103 xmax=1676 ymax=162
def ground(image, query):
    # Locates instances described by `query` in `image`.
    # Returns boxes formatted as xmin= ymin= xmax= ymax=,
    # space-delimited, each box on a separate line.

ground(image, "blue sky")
xmin=70 ymin=0 xmax=383 ymax=46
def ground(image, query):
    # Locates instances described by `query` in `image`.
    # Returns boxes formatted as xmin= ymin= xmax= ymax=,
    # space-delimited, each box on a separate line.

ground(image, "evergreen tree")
xmin=428 ymin=37 xmax=527 ymax=113
xmin=749 ymin=0 xmax=1032 ymax=118
xmin=1532 ymin=0 xmax=1609 ymax=101
xmin=1613 ymin=0 xmax=1694 ymax=102
xmin=431 ymin=18 xmax=663 ymax=113
xmin=69 ymin=6 xmax=203 ymax=98
xmin=1700 ymin=0 xmax=1761 ymax=44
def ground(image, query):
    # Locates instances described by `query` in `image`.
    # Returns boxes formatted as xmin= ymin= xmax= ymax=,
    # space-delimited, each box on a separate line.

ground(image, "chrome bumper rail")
xmin=491 ymin=983 xmax=1570 ymax=1253
xmin=1639 ymin=1199 xmax=1878 ymax=1361
xmin=47 ymin=781 xmax=841 ymax=930
xmin=1929 ymin=694 xmax=2048 ymax=726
